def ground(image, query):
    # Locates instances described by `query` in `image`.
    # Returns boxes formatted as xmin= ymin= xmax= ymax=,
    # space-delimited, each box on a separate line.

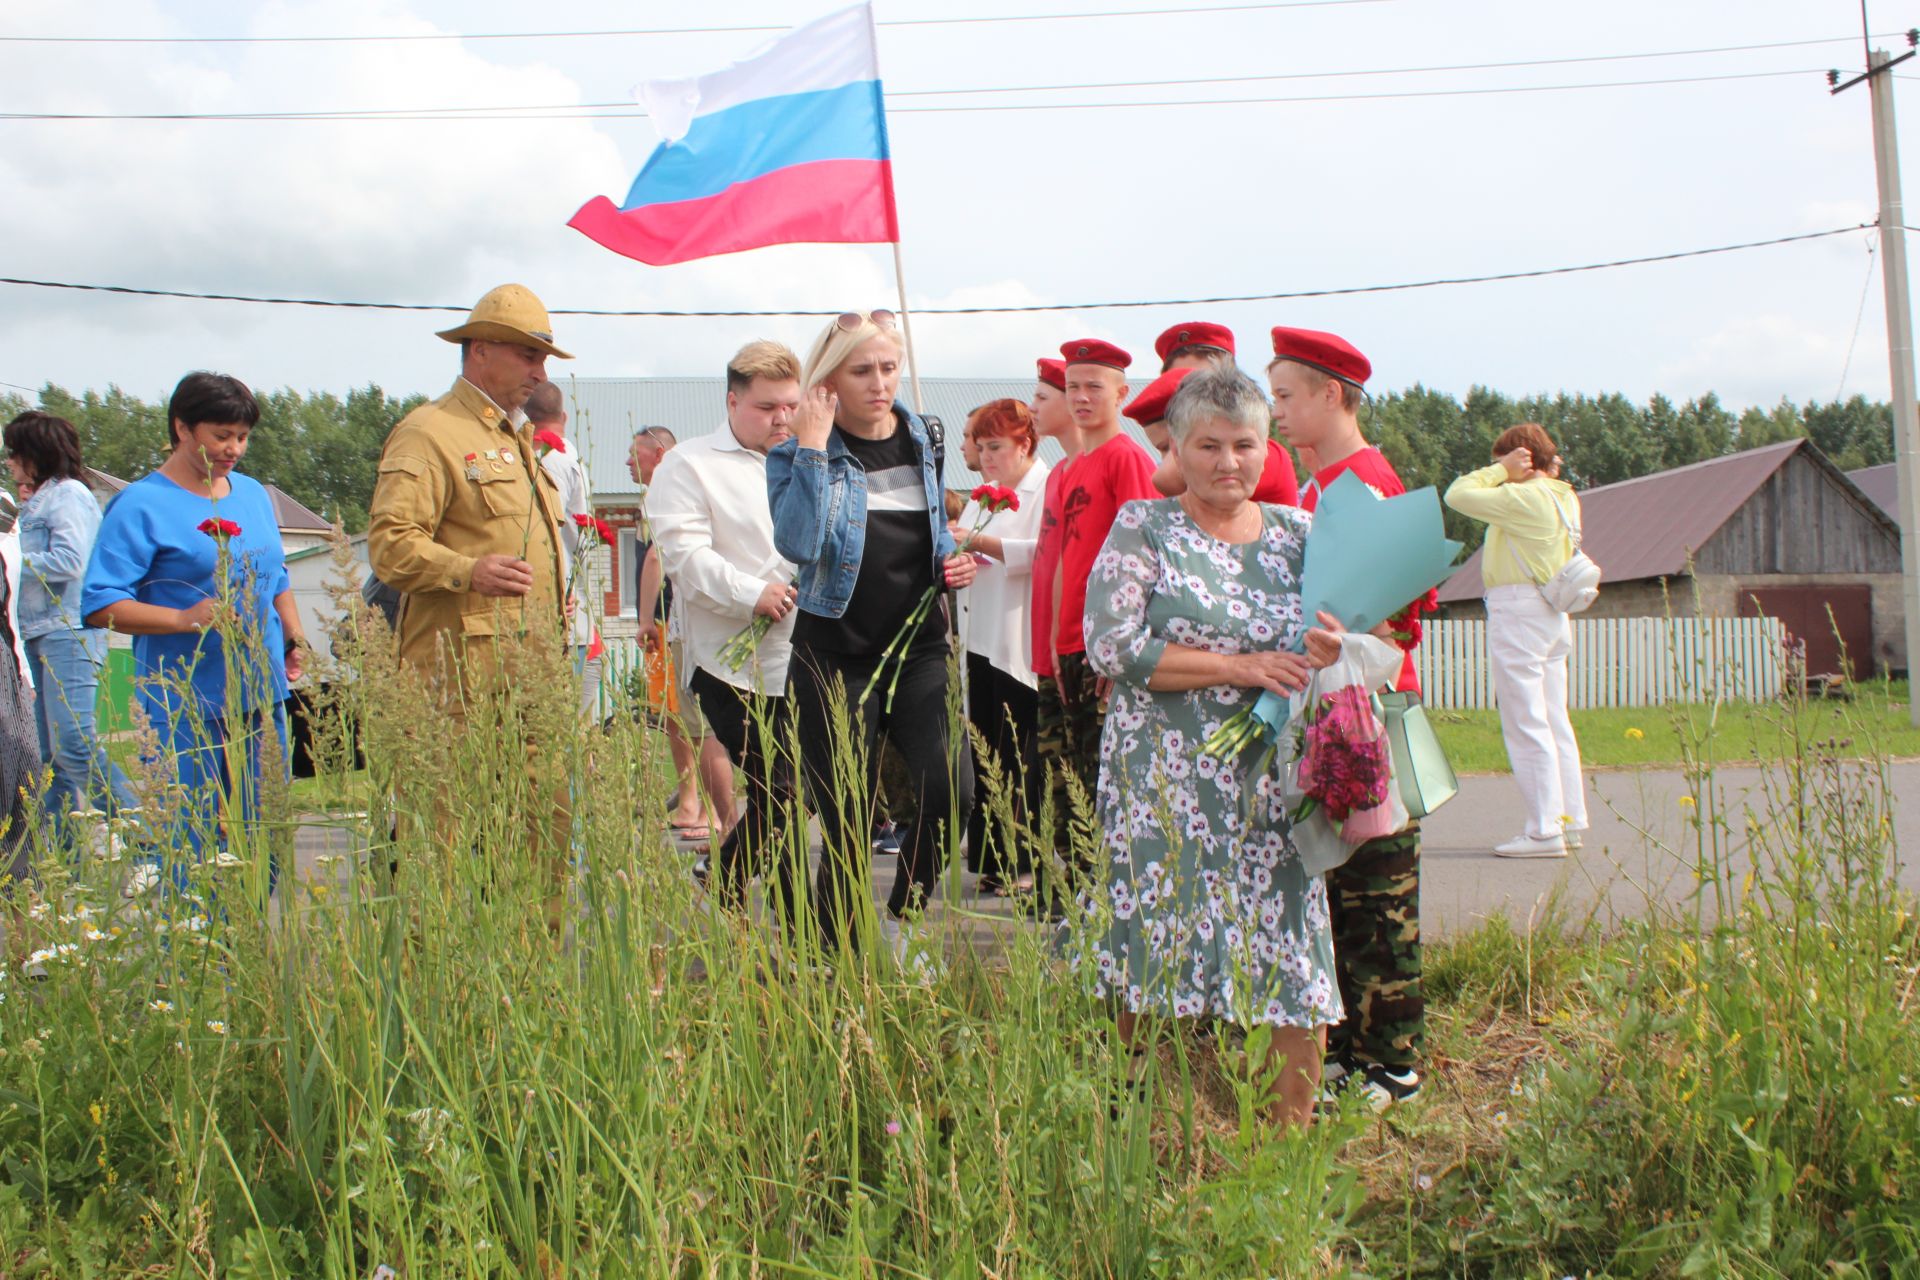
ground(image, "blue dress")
xmin=80 ymin=471 xmax=291 ymax=857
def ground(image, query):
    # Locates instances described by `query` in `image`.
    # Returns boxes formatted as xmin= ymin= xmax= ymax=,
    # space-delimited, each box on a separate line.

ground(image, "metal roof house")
xmin=558 ymin=375 xmax=1154 ymax=639
xmin=1848 ymin=462 xmax=1899 ymax=521
xmin=1437 ymin=439 xmax=1906 ymax=678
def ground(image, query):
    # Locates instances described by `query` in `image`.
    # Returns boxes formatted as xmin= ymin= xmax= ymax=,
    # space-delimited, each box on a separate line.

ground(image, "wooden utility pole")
xmin=1832 ymin=24 xmax=1920 ymax=724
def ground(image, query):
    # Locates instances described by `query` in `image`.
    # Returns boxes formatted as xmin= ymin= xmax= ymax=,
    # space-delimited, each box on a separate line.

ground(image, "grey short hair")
xmin=1164 ymin=368 xmax=1270 ymax=442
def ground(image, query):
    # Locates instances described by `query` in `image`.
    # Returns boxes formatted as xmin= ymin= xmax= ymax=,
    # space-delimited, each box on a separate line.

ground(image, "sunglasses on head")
xmin=834 ymin=309 xmax=897 ymax=333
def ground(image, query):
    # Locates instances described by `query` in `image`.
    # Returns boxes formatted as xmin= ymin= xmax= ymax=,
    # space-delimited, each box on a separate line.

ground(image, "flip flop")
xmin=668 ymin=822 xmax=713 ymax=842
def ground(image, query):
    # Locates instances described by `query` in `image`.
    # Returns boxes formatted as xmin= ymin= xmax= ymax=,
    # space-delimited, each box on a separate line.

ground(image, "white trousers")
xmin=1486 ymin=586 xmax=1588 ymax=839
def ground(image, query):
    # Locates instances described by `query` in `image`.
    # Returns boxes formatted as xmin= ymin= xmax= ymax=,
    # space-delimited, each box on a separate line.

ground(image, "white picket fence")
xmin=1416 ymin=615 xmax=1788 ymax=711
xmin=590 ymin=616 xmax=1790 ymax=717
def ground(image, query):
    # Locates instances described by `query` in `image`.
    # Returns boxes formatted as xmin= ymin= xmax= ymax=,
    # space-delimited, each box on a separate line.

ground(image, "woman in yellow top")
xmin=1443 ymin=423 xmax=1589 ymax=858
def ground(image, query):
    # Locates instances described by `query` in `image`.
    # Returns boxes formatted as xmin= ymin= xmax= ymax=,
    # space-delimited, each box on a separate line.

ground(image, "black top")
xmin=794 ymin=423 xmax=946 ymax=657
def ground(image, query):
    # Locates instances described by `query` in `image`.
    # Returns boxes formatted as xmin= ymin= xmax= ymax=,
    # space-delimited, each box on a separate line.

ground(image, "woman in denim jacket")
xmin=767 ymin=312 xmax=977 ymax=965
xmin=4 ymin=412 xmax=137 ymax=832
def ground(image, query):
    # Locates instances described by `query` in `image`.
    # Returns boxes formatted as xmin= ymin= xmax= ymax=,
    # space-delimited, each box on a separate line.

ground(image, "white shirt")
xmin=956 ymin=457 xmax=1050 ymax=689
xmin=538 ymin=435 xmax=596 ymax=647
xmin=647 ymin=425 xmax=796 ymax=694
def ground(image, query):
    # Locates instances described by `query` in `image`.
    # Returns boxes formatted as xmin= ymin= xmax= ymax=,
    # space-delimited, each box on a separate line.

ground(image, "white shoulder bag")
xmin=1506 ymin=491 xmax=1601 ymax=614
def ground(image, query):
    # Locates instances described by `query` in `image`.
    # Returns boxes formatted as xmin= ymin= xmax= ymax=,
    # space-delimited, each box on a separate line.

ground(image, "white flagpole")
xmin=891 ymin=240 xmax=925 ymax=416
xmin=864 ymin=2 xmax=924 ymax=417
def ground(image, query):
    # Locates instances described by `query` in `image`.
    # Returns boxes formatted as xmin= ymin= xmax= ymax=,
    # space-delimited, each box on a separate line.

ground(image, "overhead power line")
xmin=0 ymin=224 xmax=1872 ymax=318
xmin=0 ymin=0 xmax=1392 ymax=45
xmin=0 ymin=68 xmax=1826 ymax=123
xmin=0 ymin=34 xmax=1875 ymax=123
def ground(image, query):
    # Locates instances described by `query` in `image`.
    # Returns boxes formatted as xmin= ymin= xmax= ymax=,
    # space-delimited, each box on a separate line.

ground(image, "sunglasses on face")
xmin=834 ymin=309 xmax=897 ymax=332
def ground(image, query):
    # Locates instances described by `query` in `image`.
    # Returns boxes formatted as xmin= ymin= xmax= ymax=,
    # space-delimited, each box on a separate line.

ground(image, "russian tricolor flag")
xmin=569 ymin=4 xmax=899 ymax=266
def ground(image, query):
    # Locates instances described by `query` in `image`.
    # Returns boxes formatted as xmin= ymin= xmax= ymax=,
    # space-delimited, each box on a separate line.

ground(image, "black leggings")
xmin=964 ymin=651 xmax=1039 ymax=881
xmin=689 ymin=668 xmax=803 ymax=934
xmin=787 ymin=642 xmax=974 ymax=952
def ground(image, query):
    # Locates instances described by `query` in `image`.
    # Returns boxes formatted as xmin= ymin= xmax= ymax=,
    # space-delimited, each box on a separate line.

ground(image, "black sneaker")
xmin=871 ymin=821 xmax=905 ymax=856
xmin=1352 ymin=1063 xmax=1421 ymax=1112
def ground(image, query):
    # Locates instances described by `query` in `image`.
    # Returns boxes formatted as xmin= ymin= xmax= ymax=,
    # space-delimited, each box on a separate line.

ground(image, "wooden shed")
xmin=1437 ymin=439 xmax=1906 ymax=679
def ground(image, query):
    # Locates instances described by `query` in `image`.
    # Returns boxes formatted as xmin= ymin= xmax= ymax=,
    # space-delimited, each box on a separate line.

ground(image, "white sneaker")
xmin=1493 ymin=833 xmax=1567 ymax=859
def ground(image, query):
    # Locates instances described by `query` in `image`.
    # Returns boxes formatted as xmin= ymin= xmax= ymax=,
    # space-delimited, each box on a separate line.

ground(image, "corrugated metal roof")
xmin=1848 ymin=463 xmax=1898 ymax=520
xmin=1437 ymin=438 xmax=1808 ymax=602
xmin=561 ymin=375 xmax=1155 ymax=499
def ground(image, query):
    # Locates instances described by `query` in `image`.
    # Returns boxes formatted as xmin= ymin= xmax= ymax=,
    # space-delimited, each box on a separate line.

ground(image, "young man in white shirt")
xmin=646 ymin=341 xmax=806 ymax=928
xmin=526 ymin=382 xmax=602 ymax=716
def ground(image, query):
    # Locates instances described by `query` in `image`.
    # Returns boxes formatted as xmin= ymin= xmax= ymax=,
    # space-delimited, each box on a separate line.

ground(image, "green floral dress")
xmin=1073 ymin=498 xmax=1341 ymax=1029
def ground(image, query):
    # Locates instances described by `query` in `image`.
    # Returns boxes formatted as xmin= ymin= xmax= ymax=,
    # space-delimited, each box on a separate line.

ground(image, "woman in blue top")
xmin=767 ymin=311 xmax=977 ymax=964
xmin=5 ymin=411 xmax=138 ymax=832
xmin=80 ymin=373 xmax=306 ymax=871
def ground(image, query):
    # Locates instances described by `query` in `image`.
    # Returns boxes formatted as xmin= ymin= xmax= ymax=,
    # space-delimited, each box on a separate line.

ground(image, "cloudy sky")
xmin=2 ymin=0 xmax=1916 ymax=411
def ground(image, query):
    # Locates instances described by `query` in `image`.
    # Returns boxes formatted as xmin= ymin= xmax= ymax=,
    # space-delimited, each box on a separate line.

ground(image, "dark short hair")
xmin=2 ymin=411 xmax=88 ymax=486
xmin=524 ymin=382 xmax=565 ymax=423
xmin=167 ymin=372 xmax=258 ymax=446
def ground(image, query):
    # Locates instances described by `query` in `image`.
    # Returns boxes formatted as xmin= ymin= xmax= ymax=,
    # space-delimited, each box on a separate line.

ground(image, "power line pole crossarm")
xmin=1833 ymin=29 xmax=1920 ymax=725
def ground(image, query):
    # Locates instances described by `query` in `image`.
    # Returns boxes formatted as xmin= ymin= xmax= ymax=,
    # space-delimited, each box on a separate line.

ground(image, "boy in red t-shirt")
xmin=1268 ymin=325 xmax=1429 ymax=1113
xmin=1052 ymin=339 xmax=1158 ymax=823
xmin=1027 ymin=356 xmax=1083 ymax=896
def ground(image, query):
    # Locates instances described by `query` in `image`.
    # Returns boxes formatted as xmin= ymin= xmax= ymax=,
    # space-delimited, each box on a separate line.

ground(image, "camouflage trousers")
xmin=1034 ymin=660 xmax=1104 ymax=884
xmin=1325 ymin=823 xmax=1424 ymax=1072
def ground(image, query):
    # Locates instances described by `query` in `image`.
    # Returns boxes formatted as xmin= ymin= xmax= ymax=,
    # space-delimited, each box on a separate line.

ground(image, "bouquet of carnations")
xmin=716 ymin=613 xmax=774 ymax=673
xmin=1279 ymin=632 xmax=1410 ymax=874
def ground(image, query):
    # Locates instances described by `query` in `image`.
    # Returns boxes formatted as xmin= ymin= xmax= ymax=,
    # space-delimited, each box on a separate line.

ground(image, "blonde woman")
xmin=766 ymin=311 xmax=977 ymax=965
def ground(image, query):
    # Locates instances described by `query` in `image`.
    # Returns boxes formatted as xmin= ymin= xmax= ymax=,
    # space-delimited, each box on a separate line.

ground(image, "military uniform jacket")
xmin=368 ymin=379 xmax=569 ymax=674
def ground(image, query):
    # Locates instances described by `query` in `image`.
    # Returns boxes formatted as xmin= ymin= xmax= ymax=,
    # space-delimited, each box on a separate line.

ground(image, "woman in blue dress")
xmin=80 ymin=372 xmax=307 ymax=886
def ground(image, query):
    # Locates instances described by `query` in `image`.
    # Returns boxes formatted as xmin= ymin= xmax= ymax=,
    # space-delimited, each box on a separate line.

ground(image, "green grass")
xmin=1431 ymin=678 xmax=1920 ymax=773
xmin=7 ymin=566 xmax=1918 ymax=1276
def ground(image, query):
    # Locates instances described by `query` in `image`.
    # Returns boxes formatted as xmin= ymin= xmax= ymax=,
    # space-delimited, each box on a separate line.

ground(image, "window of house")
xmin=617 ymin=526 xmax=637 ymax=616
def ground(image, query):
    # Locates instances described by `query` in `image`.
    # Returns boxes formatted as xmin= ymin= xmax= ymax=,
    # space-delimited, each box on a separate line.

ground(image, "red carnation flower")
xmin=533 ymin=429 xmax=566 ymax=456
xmin=995 ymin=486 xmax=1020 ymax=513
xmin=197 ymin=517 xmax=241 ymax=539
xmin=572 ymin=512 xmax=616 ymax=544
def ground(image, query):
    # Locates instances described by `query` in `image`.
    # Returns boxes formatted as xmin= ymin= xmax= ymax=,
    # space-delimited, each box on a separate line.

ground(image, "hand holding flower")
xmin=942 ymin=553 xmax=978 ymax=590
xmin=1305 ymin=611 xmax=1347 ymax=669
xmin=176 ymin=597 xmax=218 ymax=634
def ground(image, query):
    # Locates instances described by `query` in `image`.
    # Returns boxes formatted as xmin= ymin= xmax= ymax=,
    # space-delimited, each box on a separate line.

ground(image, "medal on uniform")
xmin=501 ymin=448 xmax=516 ymax=465
xmin=464 ymin=452 xmax=481 ymax=481
xmin=483 ymin=449 xmax=498 ymax=460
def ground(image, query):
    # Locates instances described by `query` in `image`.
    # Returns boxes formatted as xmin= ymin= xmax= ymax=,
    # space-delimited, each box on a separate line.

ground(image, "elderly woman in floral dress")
xmin=1077 ymin=367 xmax=1343 ymax=1127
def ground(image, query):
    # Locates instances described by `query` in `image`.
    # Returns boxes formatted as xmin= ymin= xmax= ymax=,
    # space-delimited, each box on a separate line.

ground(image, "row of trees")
xmin=0 ymin=381 xmax=1897 ymax=548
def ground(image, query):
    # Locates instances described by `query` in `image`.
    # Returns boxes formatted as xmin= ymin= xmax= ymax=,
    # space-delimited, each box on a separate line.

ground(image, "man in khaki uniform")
xmin=368 ymin=285 xmax=575 ymax=910
xmin=369 ymin=283 xmax=572 ymax=682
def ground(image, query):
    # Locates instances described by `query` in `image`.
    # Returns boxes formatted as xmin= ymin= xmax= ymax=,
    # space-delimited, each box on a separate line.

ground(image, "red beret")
xmin=1122 ymin=366 xmax=1197 ymax=425
xmin=1154 ymin=321 xmax=1235 ymax=364
xmin=1035 ymin=357 xmax=1066 ymax=391
xmin=1269 ymin=326 xmax=1370 ymax=387
xmin=1061 ymin=338 xmax=1132 ymax=371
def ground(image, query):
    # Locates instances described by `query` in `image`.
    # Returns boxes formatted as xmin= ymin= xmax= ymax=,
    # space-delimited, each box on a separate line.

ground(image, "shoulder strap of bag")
xmin=1547 ymin=488 xmax=1583 ymax=551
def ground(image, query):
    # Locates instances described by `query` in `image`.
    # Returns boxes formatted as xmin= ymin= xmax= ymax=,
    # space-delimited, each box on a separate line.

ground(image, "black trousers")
xmin=964 ymin=651 xmax=1039 ymax=881
xmin=690 ymin=668 xmax=802 ymax=933
xmin=787 ymin=642 xmax=974 ymax=953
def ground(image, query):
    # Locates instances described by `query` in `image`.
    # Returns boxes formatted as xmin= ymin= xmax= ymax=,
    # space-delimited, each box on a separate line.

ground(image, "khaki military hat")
xmin=437 ymin=283 xmax=574 ymax=359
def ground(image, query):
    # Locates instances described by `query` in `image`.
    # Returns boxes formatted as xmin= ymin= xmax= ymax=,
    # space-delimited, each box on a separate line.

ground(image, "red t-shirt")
xmin=1252 ymin=439 xmax=1301 ymax=506
xmin=1299 ymin=445 xmax=1422 ymax=693
xmin=1055 ymin=432 xmax=1160 ymax=656
xmin=1029 ymin=456 xmax=1078 ymax=679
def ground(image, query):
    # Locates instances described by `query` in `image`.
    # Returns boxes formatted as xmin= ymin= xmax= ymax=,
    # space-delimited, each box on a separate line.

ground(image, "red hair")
xmin=968 ymin=398 xmax=1038 ymax=453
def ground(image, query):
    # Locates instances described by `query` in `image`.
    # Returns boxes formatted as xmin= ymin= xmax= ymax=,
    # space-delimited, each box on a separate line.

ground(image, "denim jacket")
xmin=766 ymin=403 xmax=956 ymax=618
xmin=16 ymin=476 xmax=105 ymax=641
